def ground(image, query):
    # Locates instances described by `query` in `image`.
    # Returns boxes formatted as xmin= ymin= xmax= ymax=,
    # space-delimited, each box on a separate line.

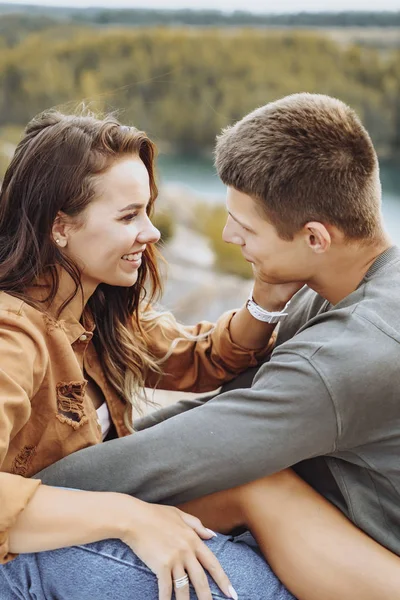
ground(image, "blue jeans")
xmin=0 ymin=532 xmax=295 ymax=600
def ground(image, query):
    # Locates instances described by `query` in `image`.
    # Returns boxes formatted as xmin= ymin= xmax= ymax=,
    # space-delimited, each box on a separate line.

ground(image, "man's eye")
xmin=122 ymin=213 xmax=138 ymax=222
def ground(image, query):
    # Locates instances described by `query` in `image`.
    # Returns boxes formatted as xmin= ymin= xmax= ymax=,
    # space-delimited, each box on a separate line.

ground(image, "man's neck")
xmin=308 ymin=235 xmax=392 ymax=306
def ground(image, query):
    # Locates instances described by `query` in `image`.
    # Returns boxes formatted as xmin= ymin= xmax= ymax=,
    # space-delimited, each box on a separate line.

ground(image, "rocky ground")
xmin=156 ymin=184 xmax=251 ymax=323
xmin=160 ymin=223 xmax=250 ymax=323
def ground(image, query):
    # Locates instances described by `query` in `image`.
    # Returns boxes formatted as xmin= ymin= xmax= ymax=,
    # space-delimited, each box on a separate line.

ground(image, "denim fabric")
xmin=0 ymin=534 xmax=295 ymax=600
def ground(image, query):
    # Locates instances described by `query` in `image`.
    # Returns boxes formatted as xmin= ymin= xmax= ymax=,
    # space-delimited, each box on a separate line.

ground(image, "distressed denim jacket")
xmin=0 ymin=282 xmax=274 ymax=564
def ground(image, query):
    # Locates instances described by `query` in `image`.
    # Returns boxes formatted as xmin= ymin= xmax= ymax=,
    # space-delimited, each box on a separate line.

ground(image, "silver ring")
xmin=174 ymin=575 xmax=189 ymax=589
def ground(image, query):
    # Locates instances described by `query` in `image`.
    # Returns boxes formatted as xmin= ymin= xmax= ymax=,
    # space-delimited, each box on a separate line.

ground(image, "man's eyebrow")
xmin=118 ymin=202 xmax=146 ymax=212
xmin=228 ymin=211 xmax=256 ymax=233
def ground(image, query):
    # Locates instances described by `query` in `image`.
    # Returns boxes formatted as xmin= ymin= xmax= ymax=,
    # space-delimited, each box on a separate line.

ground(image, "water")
xmin=158 ymin=154 xmax=400 ymax=244
xmin=379 ymin=163 xmax=400 ymax=244
xmin=158 ymin=154 xmax=226 ymax=199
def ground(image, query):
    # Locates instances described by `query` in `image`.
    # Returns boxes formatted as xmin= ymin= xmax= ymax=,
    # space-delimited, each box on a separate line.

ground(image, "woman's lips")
xmin=121 ymin=252 xmax=142 ymax=269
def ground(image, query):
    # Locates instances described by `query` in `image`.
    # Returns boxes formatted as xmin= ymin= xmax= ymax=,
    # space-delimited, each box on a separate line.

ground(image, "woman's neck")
xmin=52 ymin=268 xmax=96 ymax=322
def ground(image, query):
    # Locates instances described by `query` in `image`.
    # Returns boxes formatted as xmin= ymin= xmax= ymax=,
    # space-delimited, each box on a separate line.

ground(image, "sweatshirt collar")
xmin=364 ymin=245 xmax=400 ymax=280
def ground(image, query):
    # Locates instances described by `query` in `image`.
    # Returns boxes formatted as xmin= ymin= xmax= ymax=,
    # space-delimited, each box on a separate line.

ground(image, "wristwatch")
xmin=246 ymin=290 xmax=291 ymax=323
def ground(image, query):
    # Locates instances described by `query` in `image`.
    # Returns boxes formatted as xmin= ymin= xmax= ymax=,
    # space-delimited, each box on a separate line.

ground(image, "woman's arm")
xmin=180 ymin=469 xmax=400 ymax=600
xmin=8 ymin=484 xmax=130 ymax=554
xmin=0 ymin=311 xmax=49 ymax=563
xmin=144 ymin=279 xmax=302 ymax=394
xmin=8 ymin=483 xmax=235 ymax=600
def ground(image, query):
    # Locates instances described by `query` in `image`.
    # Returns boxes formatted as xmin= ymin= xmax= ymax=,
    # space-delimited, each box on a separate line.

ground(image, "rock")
xmin=162 ymin=223 xmax=215 ymax=269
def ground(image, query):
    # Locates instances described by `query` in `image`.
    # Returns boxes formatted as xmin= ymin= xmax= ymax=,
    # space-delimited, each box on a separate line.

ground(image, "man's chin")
xmin=254 ymin=268 xmax=285 ymax=285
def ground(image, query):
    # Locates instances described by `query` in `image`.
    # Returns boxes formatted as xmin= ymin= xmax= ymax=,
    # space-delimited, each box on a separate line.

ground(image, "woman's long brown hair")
xmin=0 ymin=110 xmax=163 ymax=429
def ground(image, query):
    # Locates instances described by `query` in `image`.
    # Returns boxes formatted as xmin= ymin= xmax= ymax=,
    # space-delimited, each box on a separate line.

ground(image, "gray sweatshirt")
xmin=37 ymin=245 xmax=400 ymax=555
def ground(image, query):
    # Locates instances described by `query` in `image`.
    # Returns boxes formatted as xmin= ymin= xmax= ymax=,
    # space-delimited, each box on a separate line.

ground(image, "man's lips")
xmin=242 ymin=253 xmax=254 ymax=263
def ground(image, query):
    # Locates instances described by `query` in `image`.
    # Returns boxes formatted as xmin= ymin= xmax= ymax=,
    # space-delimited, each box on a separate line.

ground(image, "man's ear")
xmin=51 ymin=212 xmax=71 ymax=248
xmin=303 ymin=221 xmax=331 ymax=254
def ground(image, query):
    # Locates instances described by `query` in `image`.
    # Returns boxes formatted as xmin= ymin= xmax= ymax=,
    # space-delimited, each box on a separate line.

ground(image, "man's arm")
xmin=135 ymin=364 xmax=259 ymax=431
xmin=36 ymin=348 xmax=338 ymax=504
xmin=134 ymin=393 xmax=216 ymax=431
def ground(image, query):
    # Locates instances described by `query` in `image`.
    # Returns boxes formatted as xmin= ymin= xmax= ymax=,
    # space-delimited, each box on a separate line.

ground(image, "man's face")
xmin=223 ymin=187 xmax=314 ymax=284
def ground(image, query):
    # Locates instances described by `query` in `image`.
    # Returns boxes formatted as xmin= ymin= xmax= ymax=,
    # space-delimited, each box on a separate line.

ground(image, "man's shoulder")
xmin=277 ymin=248 xmax=400 ymax=348
xmin=273 ymin=266 xmax=400 ymax=393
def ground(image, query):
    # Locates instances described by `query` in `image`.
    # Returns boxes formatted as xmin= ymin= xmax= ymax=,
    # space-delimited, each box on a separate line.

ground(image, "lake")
xmin=158 ymin=155 xmax=400 ymax=244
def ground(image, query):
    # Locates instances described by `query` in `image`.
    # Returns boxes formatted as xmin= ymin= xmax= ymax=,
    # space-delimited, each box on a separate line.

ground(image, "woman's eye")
xmin=121 ymin=212 xmax=138 ymax=222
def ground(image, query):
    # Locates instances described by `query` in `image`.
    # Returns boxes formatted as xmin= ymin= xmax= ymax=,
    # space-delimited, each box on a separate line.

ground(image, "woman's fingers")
xmin=121 ymin=501 xmax=237 ymax=600
xmin=179 ymin=511 xmax=218 ymax=540
xmin=157 ymin=568 xmax=173 ymax=600
xmin=172 ymin=569 xmax=191 ymax=600
xmin=196 ymin=543 xmax=238 ymax=600
xmin=178 ymin=509 xmax=236 ymax=598
xmin=184 ymin=558 xmax=212 ymax=600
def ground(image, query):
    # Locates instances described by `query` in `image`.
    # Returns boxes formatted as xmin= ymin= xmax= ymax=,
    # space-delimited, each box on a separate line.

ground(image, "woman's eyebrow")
xmin=118 ymin=202 xmax=146 ymax=212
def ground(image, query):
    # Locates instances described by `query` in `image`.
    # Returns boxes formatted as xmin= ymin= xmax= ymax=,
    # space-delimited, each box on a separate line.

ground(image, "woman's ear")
xmin=304 ymin=221 xmax=331 ymax=254
xmin=51 ymin=212 xmax=70 ymax=248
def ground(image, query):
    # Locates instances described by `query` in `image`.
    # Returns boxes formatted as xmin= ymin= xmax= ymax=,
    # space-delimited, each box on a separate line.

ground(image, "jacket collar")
xmin=28 ymin=268 xmax=95 ymax=345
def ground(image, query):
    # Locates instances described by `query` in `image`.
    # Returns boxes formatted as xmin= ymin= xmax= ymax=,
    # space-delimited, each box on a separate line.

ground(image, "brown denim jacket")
xmin=0 ymin=285 xmax=275 ymax=564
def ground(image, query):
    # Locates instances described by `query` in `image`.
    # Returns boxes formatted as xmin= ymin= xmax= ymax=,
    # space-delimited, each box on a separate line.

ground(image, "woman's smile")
xmin=121 ymin=252 xmax=142 ymax=269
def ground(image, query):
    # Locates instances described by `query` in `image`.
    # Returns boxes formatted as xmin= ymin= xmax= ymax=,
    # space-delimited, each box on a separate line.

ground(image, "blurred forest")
xmin=0 ymin=9 xmax=399 ymax=161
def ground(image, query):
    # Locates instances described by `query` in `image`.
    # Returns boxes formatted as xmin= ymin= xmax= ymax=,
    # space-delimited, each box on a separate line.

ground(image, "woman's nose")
xmin=137 ymin=219 xmax=161 ymax=245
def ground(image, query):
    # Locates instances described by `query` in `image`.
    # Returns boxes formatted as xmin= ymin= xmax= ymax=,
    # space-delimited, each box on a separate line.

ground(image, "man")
xmin=38 ymin=93 xmax=400 ymax=560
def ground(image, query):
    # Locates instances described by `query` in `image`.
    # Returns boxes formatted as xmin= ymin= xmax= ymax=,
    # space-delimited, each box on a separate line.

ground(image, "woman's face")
xmin=56 ymin=156 xmax=160 ymax=295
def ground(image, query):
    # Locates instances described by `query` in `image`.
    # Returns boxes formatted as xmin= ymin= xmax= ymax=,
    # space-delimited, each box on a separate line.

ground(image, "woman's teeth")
xmin=122 ymin=252 xmax=142 ymax=261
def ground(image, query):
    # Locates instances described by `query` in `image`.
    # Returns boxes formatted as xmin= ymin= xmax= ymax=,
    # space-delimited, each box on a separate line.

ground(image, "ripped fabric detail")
xmin=11 ymin=445 xmax=37 ymax=476
xmin=56 ymin=380 xmax=89 ymax=430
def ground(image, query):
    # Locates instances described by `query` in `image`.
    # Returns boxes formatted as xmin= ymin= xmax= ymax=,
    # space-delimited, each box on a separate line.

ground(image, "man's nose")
xmin=222 ymin=220 xmax=244 ymax=246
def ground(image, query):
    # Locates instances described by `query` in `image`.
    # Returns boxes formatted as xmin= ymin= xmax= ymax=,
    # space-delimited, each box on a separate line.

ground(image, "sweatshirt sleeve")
xmin=0 ymin=309 xmax=47 ymax=563
xmin=144 ymin=310 xmax=275 ymax=393
xmin=36 ymin=346 xmax=338 ymax=505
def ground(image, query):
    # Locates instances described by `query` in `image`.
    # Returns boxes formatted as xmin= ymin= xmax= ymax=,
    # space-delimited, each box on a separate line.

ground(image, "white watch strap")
xmin=246 ymin=290 xmax=290 ymax=323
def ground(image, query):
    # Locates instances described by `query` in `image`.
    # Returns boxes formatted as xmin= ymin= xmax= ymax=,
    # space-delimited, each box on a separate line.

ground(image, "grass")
xmin=195 ymin=203 xmax=253 ymax=279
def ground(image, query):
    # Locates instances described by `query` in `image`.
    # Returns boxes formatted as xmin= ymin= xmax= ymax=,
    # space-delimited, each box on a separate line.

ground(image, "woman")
xmin=0 ymin=110 xmax=399 ymax=600
xmin=0 ymin=109 xmax=296 ymax=600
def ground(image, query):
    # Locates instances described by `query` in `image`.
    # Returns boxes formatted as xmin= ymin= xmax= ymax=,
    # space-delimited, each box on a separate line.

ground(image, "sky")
xmin=4 ymin=0 xmax=400 ymax=13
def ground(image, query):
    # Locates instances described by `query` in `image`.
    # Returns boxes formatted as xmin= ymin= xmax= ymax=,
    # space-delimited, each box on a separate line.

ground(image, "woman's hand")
xmin=229 ymin=277 xmax=305 ymax=350
xmin=9 ymin=485 xmax=236 ymax=600
xmin=120 ymin=498 xmax=237 ymax=600
xmin=252 ymin=277 xmax=305 ymax=312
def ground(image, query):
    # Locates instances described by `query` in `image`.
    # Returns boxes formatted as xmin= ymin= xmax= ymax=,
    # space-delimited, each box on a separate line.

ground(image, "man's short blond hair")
xmin=215 ymin=93 xmax=381 ymax=240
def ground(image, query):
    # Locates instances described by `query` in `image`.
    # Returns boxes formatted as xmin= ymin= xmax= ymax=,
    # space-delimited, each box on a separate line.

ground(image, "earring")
xmin=55 ymin=239 xmax=60 ymax=244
